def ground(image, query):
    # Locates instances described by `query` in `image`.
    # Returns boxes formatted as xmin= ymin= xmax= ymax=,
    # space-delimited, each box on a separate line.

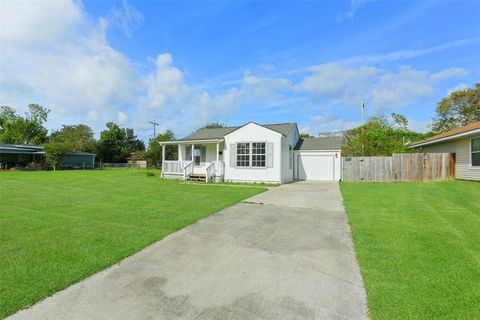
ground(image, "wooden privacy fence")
xmin=342 ymin=153 xmax=455 ymax=182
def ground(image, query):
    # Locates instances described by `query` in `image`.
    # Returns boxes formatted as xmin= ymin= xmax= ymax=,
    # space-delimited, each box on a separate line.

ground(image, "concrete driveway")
xmin=9 ymin=181 xmax=368 ymax=320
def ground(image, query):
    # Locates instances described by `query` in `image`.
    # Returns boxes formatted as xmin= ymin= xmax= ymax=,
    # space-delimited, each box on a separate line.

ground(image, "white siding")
xmin=280 ymin=126 xmax=299 ymax=183
xmin=224 ymin=123 xmax=282 ymax=183
xmin=422 ymin=135 xmax=480 ymax=181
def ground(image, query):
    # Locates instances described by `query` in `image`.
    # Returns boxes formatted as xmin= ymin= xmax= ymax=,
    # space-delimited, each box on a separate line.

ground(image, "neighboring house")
xmin=410 ymin=121 xmax=480 ymax=181
xmin=160 ymin=122 xmax=342 ymax=183
xmin=0 ymin=144 xmax=96 ymax=170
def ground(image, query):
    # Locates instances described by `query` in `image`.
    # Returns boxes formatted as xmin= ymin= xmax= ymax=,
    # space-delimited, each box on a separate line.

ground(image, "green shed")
xmin=60 ymin=152 xmax=96 ymax=169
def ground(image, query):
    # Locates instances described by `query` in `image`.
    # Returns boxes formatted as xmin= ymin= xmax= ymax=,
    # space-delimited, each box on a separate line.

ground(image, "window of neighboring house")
xmin=236 ymin=143 xmax=250 ymax=167
xmin=472 ymin=137 xmax=480 ymax=167
xmin=251 ymin=142 xmax=266 ymax=167
xmin=289 ymin=145 xmax=293 ymax=169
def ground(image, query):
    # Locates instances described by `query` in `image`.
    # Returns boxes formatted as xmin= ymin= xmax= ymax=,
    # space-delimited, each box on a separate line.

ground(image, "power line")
xmin=148 ymin=121 xmax=159 ymax=139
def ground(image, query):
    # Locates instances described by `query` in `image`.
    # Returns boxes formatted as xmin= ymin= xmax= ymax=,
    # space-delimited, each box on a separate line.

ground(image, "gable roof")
xmin=294 ymin=137 xmax=343 ymax=151
xmin=180 ymin=122 xmax=297 ymax=141
xmin=410 ymin=121 xmax=480 ymax=147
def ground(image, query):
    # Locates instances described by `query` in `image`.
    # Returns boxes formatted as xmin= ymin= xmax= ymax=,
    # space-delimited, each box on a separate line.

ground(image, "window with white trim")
xmin=251 ymin=142 xmax=266 ymax=167
xmin=236 ymin=143 xmax=250 ymax=167
xmin=472 ymin=137 xmax=480 ymax=167
xmin=236 ymin=142 xmax=266 ymax=167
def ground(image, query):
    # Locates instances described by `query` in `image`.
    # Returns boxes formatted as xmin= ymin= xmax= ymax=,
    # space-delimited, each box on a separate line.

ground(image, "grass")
xmin=340 ymin=180 xmax=480 ymax=320
xmin=0 ymin=169 xmax=266 ymax=318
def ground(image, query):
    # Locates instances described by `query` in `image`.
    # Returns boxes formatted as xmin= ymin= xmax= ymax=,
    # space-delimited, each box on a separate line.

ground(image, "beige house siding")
xmin=422 ymin=134 xmax=480 ymax=181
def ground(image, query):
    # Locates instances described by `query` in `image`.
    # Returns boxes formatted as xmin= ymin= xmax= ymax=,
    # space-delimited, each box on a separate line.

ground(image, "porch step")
xmin=187 ymin=174 xmax=206 ymax=182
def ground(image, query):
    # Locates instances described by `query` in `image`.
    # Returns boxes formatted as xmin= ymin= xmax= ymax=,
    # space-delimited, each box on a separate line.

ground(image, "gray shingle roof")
xmin=180 ymin=123 xmax=296 ymax=140
xmin=181 ymin=127 xmax=239 ymax=140
xmin=294 ymin=137 xmax=343 ymax=151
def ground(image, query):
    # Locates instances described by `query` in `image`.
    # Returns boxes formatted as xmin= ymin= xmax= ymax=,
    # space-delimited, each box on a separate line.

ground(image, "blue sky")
xmin=1 ymin=0 xmax=479 ymax=141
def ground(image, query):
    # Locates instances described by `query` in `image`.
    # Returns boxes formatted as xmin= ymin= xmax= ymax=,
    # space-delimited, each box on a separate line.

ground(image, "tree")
xmin=431 ymin=83 xmax=480 ymax=132
xmin=199 ymin=122 xmax=225 ymax=129
xmin=145 ymin=130 xmax=177 ymax=167
xmin=96 ymin=122 xmax=145 ymax=162
xmin=300 ymin=133 xmax=314 ymax=138
xmin=391 ymin=112 xmax=408 ymax=131
xmin=342 ymin=115 xmax=433 ymax=156
xmin=0 ymin=104 xmax=49 ymax=144
xmin=43 ymin=141 xmax=69 ymax=170
xmin=49 ymin=124 xmax=96 ymax=152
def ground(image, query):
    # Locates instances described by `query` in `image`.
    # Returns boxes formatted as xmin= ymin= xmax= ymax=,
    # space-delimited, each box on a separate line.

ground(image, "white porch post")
xmin=161 ymin=144 xmax=165 ymax=177
xmin=216 ymin=142 xmax=219 ymax=162
xmin=191 ymin=144 xmax=194 ymax=162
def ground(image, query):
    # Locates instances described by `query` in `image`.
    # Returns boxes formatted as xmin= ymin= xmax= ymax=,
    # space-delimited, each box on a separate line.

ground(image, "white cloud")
xmin=140 ymin=59 xmax=292 ymax=134
xmin=143 ymin=53 xmax=190 ymax=110
xmin=0 ymin=0 xmax=140 ymax=131
xmin=296 ymin=63 xmax=468 ymax=112
xmin=118 ymin=111 xmax=128 ymax=125
xmin=0 ymin=0 xmax=473 ymax=140
xmin=107 ymin=0 xmax=143 ymax=38
xmin=0 ymin=0 xmax=83 ymax=47
xmin=339 ymin=37 xmax=480 ymax=65
xmin=338 ymin=0 xmax=373 ymax=21
xmin=296 ymin=63 xmax=378 ymax=101
xmin=310 ymin=113 xmax=359 ymax=133
xmin=446 ymin=83 xmax=469 ymax=95
xmin=430 ymin=67 xmax=469 ymax=82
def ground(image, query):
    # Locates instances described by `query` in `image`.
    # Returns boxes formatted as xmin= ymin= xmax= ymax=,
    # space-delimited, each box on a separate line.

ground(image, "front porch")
xmin=160 ymin=139 xmax=225 ymax=182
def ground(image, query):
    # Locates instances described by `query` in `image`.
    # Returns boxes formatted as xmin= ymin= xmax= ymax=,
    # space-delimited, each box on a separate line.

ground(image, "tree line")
xmin=1 ymin=83 xmax=478 ymax=166
xmin=340 ymin=83 xmax=480 ymax=156
xmin=0 ymin=105 xmax=146 ymax=169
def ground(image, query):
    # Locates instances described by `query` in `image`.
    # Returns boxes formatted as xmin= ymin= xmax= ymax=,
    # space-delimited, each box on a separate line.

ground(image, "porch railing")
xmin=163 ymin=160 xmax=224 ymax=181
xmin=183 ymin=161 xmax=194 ymax=180
xmin=163 ymin=160 xmax=190 ymax=174
xmin=205 ymin=161 xmax=225 ymax=182
xmin=206 ymin=161 xmax=215 ymax=182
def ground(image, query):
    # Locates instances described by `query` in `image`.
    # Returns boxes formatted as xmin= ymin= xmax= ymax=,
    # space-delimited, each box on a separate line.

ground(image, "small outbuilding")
xmin=0 ymin=144 xmax=96 ymax=170
xmin=410 ymin=121 xmax=480 ymax=181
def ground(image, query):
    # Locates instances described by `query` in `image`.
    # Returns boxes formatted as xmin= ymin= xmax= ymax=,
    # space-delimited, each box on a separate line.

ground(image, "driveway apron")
xmin=9 ymin=181 xmax=368 ymax=320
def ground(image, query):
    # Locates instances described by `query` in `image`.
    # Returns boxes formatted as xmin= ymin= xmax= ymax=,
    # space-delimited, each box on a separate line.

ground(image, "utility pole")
xmin=361 ymin=99 xmax=365 ymax=126
xmin=149 ymin=121 xmax=159 ymax=139
xmin=361 ymin=100 xmax=365 ymax=156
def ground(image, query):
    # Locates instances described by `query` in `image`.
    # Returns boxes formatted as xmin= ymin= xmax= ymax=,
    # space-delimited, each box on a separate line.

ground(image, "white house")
xmin=160 ymin=122 xmax=342 ymax=183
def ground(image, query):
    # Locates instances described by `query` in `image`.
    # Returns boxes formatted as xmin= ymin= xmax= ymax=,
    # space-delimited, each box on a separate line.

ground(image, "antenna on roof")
xmin=149 ymin=121 xmax=159 ymax=138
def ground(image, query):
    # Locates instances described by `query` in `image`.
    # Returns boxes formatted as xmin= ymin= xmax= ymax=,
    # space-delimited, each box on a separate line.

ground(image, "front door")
xmin=192 ymin=146 xmax=206 ymax=166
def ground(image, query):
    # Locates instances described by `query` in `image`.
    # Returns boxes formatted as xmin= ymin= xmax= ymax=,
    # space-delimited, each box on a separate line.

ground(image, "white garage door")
xmin=297 ymin=154 xmax=335 ymax=181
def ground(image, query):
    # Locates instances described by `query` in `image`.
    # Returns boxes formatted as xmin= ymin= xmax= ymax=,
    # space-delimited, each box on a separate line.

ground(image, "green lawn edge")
xmin=0 ymin=169 xmax=266 ymax=318
xmin=340 ymin=180 xmax=480 ymax=319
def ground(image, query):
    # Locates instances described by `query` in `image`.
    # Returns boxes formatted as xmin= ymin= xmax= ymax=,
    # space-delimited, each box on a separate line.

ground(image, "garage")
xmin=297 ymin=154 xmax=335 ymax=180
xmin=293 ymin=137 xmax=342 ymax=181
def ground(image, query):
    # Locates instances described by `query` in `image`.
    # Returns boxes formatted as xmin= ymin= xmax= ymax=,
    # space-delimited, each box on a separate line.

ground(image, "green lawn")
xmin=0 ymin=169 xmax=265 ymax=318
xmin=341 ymin=180 xmax=480 ymax=320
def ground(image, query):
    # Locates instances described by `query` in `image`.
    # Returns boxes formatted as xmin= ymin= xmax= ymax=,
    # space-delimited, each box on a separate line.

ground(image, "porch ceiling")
xmin=159 ymin=138 xmax=223 ymax=145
